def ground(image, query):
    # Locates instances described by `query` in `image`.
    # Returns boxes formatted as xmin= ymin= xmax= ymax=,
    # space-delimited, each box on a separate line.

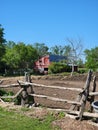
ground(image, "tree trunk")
xmin=71 ymin=64 xmax=74 ymax=76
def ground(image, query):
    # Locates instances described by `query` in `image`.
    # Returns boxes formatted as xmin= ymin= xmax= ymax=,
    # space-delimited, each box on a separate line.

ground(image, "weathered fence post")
xmin=78 ymin=70 xmax=92 ymax=120
xmin=24 ymin=72 xmax=31 ymax=82
xmin=21 ymin=72 xmax=30 ymax=107
xmin=90 ymin=76 xmax=96 ymax=112
xmin=21 ymin=87 xmax=28 ymax=107
xmin=24 ymin=72 xmax=28 ymax=81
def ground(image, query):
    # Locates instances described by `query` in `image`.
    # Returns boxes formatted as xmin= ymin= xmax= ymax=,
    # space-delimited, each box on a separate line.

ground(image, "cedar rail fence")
xmin=0 ymin=70 xmax=98 ymax=121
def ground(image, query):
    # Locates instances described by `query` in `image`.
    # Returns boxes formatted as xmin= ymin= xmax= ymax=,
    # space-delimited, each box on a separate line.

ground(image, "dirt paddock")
xmin=1 ymin=74 xmax=98 ymax=130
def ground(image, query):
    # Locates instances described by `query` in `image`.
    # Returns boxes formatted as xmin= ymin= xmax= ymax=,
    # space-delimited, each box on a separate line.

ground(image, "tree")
xmin=50 ymin=45 xmax=64 ymax=55
xmin=84 ymin=47 xmax=98 ymax=71
xmin=24 ymin=44 xmax=39 ymax=68
xmin=66 ymin=38 xmax=83 ymax=76
xmin=77 ymin=58 xmax=84 ymax=68
xmin=0 ymin=24 xmax=6 ymax=74
xmin=50 ymin=45 xmax=72 ymax=58
xmin=3 ymin=42 xmax=39 ymax=74
xmin=3 ymin=42 xmax=21 ymax=72
xmin=63 ymin=45 xmax=72 ymax=57
xmin=0 ymin=24 xmax=6 ymax=58
xmin=33 ymin=43 xmax=49 ymax=57
xmin=6 ymin=41 xmax=16 ymax=49
xmin=0 ymin=24 xmax=6 ymax=44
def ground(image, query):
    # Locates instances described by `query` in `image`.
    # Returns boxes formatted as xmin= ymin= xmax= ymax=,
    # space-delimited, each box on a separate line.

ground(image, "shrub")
xmin=48 ymin=62 xmax=71 ymax=74
xmin=0 ymin=89 xmax=14 ymax=96
xmin=0 ymin=89 xmax=14 ymax=102
xmin=78 ymin=68 xmax=87 ymax=74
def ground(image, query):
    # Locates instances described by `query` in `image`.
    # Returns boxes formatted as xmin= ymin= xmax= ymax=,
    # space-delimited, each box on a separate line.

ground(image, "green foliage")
xmin=50 ymin=45 xmax=64 ymax=55
xmin=0 ymin=89 xmax=14 ymax=102
xmin=84 ymin=47 xmax=98 ymax=71
xmin=0 ymin=89 xmax=8 ymax=96
xmin=3 ymin=42 xmax=39 ymax=75
xmin=0 ymin=25 xmax=6 ymax=74
xmin=33 ymin=43 xmax=49 ymax=57
xmin=54 ymin=112 xmax=65 ymax=119
xmin=0 ymin=107 xmax=58 ymax=130
xmin=5 ymin=41 xmax=16 ymax=49
xmin=50 ymin=45 xmax=72 ymax=57
xmin=0 ymin=44 xmax=6 ymax=59
xmin=78 ymin=68 xmax=87 ymax=74
xmin=21 ymin=107 xmax=30 ymax=112
xmin=58 ymin=112 xmax=65 ymax=118
xmin=0 ymin=24 xmax=6 ymax=44
xmin=0 ymin=89 xmax=14 ymax=96
xmin=77 ymin=58 xmax=84 ymax=68
xmin=48 ymin=62 xmax=71 ymax=74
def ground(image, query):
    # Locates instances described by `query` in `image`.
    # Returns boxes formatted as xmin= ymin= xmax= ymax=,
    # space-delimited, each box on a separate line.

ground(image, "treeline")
xmin=0 ymin=41 xmax=79 ymax=75
xmin=0 ymin=24 xmax=98 ymax=76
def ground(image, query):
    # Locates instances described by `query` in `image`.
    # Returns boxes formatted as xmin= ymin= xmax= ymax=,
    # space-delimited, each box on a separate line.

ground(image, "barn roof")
xmin=49 ymin=55 xmax=67 ymax=62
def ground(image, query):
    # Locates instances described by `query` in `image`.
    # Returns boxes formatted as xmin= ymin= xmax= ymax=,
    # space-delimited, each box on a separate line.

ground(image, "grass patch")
xmin=21 ymin=107 xmax=30 ymax=112
xmin=0 ymin=107 xmax=60 ymax=130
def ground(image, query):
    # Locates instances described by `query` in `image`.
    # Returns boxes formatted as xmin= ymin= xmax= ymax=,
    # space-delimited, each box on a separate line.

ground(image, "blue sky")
xmin=1 ymin=0 xmax=98 ymax=50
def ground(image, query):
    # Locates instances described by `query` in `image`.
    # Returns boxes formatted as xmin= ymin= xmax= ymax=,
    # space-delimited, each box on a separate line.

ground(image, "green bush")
xmin=78 ymin=68 xmax=87 ymax=74
xmin=0 ymin=89 xmax=14 ymax=102
xmin=0 ymin=89 xmax=7 ymax=96
xmin=48 ymin=62 xmax=71 ymax=74
xmin=0 ymin=89 xmax=14 ymax=96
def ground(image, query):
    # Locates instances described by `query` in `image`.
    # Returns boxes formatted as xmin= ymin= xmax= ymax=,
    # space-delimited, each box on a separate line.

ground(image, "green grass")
xmin=0 ymin=107 xmax=59 ymax=130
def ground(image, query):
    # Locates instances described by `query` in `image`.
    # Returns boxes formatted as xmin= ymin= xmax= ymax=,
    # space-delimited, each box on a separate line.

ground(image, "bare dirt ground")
xmin=0 ymin=74 xmax=98 ymax=130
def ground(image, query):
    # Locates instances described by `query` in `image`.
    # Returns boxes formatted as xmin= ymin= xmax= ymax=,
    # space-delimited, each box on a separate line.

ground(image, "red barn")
xmin=34 ymin=54 xmax=67 ymax=74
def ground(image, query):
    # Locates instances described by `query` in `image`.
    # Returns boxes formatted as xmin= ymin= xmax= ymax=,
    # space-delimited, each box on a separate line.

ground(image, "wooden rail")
xmin=17 ymin=80 xmax=83 ymax=92
xmin=0 ymin=84 xmax=19 ymax=88
xmin=30 ymin=93 xmax=81 ymax=105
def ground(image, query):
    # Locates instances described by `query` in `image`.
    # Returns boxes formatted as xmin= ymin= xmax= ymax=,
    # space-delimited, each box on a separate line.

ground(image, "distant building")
xmin=34 ymin=54 xmax=67 ymax=74
xmin=68 ymin=64 xmax=78 ymax=72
